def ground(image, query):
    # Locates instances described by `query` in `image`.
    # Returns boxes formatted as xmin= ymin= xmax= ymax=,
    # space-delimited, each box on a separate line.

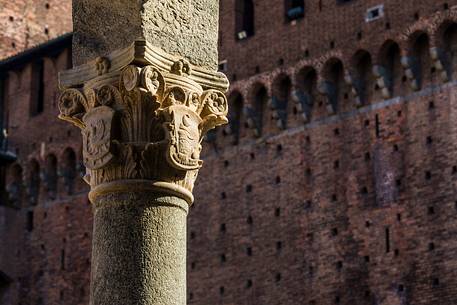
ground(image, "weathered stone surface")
xmin=59 ymin=37 xmax=227 ymax=305
xmin=64 ymin=1 xmax=226 ymax=304
xmin=72 ymin=0 xmax=219 ymax=69
xmin=91 ymin=192 xmax=187 ymax=305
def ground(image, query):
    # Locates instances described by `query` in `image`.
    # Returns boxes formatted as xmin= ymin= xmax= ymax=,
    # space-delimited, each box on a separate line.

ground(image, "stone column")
xmin=58 ymin=2 xmax=228 ymax=304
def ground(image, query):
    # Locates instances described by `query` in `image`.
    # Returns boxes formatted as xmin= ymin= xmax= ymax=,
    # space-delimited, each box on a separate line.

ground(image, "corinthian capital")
xmin=58 ymin=40 xmax=229 ymax=204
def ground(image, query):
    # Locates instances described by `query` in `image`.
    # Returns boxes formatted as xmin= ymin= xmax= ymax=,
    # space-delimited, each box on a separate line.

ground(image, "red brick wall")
xmin=0 ymin=47 xmax=91 ymax=305
xmin=189 ymin=1 xmax=457 ymax=305
xmin=3 ymin=1 xmax=457 ymax=305
xmin=0 ymin=0 xmax=72 ymax=60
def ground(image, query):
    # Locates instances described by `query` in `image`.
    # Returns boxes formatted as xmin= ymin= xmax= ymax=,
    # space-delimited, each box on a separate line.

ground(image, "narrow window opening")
xmin=275 ymin=273 xmax=282 ymax=282
xmin=385 ymin=227 xmax=390 ymax=253
xmin=246 ymin=279 xmax=253 ymax=288
xmin=276 ymin=241 xmax=282 ymax=251
xmin=235 ymin=0 xmax=255 ymax=40
xmin=275 ymin=207 xmax=281 ymax=217
xmin=228 ymin=92 xmax=243 ymax=144
xmin=305 ymin=168 xmax=312 ymax=177
xmin=304 ymin=200 xmax=312 ymax=209
xmin=366 ymin=5 xmax=384 ymax=22
xmin=305 ymin=135 xmax=311 ymax=143
xmin=375 ymin=114 xmax=380 ymax=138
xmin=60 ymin=249 xmax=65 ymax=270
xmin=285 ymin=0 xmax=305 ymax=21
xmin=26 ymin=211 xmax=34 ymax=232
xmin=426 ymin=136 xmax=433 ymax=145
xmin=336 ymin=261 xmax=343 ymax=270
xmin=31 ymin=59 xmax=45 ymax=116
xmin=425 ymin=171 xmax=432 ymax=180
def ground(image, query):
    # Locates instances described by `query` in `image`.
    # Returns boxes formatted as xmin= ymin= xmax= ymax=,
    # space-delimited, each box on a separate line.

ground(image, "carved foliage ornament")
xmin=59 ymin=61 xmax=228 ymax=198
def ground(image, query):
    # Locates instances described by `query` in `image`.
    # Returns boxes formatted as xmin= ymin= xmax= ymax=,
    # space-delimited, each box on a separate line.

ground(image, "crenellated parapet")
xmin=58 ymin=40 xmax=229 ymax=204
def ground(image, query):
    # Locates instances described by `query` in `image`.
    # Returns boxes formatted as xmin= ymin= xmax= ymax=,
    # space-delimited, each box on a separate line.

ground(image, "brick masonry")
xmin=2 ymin=1 xmax=457 ymax=305
xmin=0 ymin=0 xmax=72 ymax=60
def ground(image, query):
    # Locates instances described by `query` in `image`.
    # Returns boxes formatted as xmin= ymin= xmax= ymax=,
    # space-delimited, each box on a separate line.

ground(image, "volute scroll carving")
xmin=58 ymin=47 xmax=229 ymax=204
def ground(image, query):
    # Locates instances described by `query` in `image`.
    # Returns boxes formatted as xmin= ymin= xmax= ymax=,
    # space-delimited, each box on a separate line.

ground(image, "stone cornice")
xmin=59 ymin=40 xmax=229 ymax=92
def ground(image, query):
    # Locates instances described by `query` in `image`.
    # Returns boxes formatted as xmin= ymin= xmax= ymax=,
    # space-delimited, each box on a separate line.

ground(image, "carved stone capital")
xmin=58 ymin=40 xmax=229 ymax=204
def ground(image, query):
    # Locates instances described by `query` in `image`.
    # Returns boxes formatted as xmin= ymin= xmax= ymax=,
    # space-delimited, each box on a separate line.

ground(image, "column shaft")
xmin=90 ymin=191 xmax=187 ymax=305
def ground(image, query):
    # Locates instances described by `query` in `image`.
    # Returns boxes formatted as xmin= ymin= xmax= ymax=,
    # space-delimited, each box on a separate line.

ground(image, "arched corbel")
xmin=401 ymin=55 xmax=420 ymax=91
xmin=372 ymin=65 xmax=392 ymax=99
xmin=317 ymin=80 xmax=337 ymax=114
xmin=344 ymin=70 xmax=363 ymax=107
xmin=430 ymin=47 xmax=450 ymax=82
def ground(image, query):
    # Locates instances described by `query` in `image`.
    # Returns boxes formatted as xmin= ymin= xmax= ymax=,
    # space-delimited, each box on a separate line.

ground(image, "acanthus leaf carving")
xmin=199 ymin=90 xmax=229 ymax=136
xmin=58 ymin=88 xmax=88 ymax=129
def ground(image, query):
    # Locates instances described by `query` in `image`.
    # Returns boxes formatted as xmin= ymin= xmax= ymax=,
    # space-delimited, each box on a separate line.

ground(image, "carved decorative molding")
xmin=58 ymin=41 xmax=229 ymax=204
